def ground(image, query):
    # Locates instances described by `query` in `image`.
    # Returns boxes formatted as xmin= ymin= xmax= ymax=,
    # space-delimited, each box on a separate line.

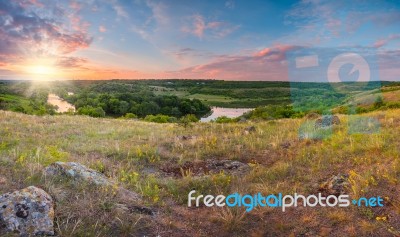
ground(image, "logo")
xmin=188 ymin=191 xmax=384 ymax=212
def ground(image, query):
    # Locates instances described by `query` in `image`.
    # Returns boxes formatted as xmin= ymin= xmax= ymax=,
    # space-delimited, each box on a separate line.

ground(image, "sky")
xmin=0 ymin=0 xmax=399 ymax=81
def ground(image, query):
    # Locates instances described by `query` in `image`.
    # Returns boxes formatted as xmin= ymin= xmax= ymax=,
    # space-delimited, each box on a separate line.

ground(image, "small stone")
xmin=177 ymin=135 xmax=197 ymax=141
xmin=280 ymin=141 xmax=291 ymax=149
xmin=319 ymin=226 xmax=333 ymax=236
xmin=319 ymin=174 xmax=349 ymax=196
xmin=244 ymin=126 xmax=256 ymax=135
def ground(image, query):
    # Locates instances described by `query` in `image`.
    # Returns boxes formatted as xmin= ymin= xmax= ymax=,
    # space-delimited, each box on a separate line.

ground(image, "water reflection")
xmin=200 ymin=107 xmax=252 ymax=122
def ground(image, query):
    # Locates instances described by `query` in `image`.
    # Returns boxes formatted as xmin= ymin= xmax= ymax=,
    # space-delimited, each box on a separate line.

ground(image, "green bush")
xmin=144 ymin=114 xmax=176 ymax=123
xmin=121 ymin=113 xmax=138 ymax=119
xmin=77 ymin=106 xmax=106 ymax=117
xmin=178 ymin=114 xmax=199 ymax=128
xmin=215 ymin=116 xmax=237 ymax=123
xmin=244 ymin=105 xmax=303 ymax=120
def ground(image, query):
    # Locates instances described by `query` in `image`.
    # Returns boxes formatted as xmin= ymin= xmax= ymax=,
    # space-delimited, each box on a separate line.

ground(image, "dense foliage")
xmin=242 ymin=105 xmax=304 ymax=120
xmin=0 ymin=80 xmax=398 ymax=122
xmin=65 ymin=82 xmax=211 ymax=118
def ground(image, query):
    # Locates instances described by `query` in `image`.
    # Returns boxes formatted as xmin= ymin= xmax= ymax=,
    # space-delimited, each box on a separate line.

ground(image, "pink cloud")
xmin=182 ymin=14 xmax=239 ymax=39
xmin=374 ymin=34 xmax=400 ymax=48
xmin=70 ymin=1 xmax=82 ymax=11
xmin=99 ymin=25 xmax=107 ymax=33
xmin=166 ymin=44 xmax=298 ymax=80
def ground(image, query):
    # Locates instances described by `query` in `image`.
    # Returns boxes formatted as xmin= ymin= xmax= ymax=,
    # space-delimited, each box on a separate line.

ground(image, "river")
xmin=200 ymin=107 xmax=253 ymax=122
xmin=47 ymin=94 xmax=75 ymax=113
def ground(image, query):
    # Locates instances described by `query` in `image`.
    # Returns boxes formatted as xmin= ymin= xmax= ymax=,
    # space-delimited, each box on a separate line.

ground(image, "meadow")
xmin=1 ymin=106 xmax=400 ymax=236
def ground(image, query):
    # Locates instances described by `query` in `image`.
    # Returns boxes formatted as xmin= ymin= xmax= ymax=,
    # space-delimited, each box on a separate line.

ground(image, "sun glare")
xmin=24 ymin=64 xmax=58 ymax=80
xmin=29 ymin=65 xmax=55 ymax=75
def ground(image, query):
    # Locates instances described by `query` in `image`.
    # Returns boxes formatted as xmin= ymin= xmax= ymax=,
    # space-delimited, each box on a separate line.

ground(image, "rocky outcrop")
xmin=0 ymin=186 xmax=54 ymax=236
xmin=315 ymin=115 xmax=340 ymax=129
xmin=44 ymin=162 xmax=141 ymax=202
xmin=45 ymin=162 xmax=112 ymax=186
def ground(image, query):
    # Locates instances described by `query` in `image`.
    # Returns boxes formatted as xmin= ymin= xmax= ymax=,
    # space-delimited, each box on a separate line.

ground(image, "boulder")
xmin=0 ymin=186 xmax=54 ymax=236
xmin=315 ymin=115 xmax=340 ymax=129
xmin=45 ymin=162 xmax=112 ymax=186
xmin=44 ymin=162 xmax=140 ymax=202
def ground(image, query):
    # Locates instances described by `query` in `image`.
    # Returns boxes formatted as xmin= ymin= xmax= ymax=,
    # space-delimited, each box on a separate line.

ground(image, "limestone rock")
xmin=44 ymin=162 xmax=112 ymax=186
xmin=0 ymin=186 xmax=54 ymax=236
xmin=44 ymin=162 xmax=141 ymax=202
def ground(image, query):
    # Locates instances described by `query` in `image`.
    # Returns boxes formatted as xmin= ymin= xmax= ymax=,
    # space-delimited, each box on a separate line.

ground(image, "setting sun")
xmin=28 ymin=65 xmax=56 ymax=75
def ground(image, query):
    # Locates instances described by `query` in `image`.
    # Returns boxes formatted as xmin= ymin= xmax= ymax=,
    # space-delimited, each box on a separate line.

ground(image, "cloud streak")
xmin=182 ymin=14 xmax=240 ymax=39
xmin=166 ymin=44 xmax=297 ymax=80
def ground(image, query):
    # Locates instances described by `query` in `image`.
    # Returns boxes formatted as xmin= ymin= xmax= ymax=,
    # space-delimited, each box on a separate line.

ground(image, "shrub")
xmin=121 ymin=113 xmax=138 ymax=119
xmin=215 ymin=116 xmax=237 ymax=123
xmin=244 ymin=105 xmax=303 ymax=120
xmin=178 ymin=114 xmax=199 ymax=128
xmin=144 ymin=114 xmax=176 ymax=123
xmin=77 ymin=106 xmax=106 ymax=117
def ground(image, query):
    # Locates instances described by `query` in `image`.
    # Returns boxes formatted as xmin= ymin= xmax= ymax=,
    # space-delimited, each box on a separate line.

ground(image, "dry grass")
xmin=1 ymin=109 xmax=400 ymax=236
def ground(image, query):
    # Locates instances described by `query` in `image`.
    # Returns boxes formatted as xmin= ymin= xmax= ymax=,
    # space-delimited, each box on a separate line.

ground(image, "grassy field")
xmin=1 ymin=109 xmax=400 ymax=236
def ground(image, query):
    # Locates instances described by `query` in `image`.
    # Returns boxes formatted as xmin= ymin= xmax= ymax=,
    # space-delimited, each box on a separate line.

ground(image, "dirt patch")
xmin=160 ymin=159 xmax=250 ymax=177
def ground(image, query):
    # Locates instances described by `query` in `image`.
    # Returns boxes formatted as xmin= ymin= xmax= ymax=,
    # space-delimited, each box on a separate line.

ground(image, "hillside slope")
xmin=0 ymin=110 xmax=400 ymax=236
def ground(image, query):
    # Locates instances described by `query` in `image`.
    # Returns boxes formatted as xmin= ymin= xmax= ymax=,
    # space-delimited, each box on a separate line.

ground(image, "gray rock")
xmin=315 ymin=115 xmax=340 ymax=129
xmin=44 ymin=162 xmax=141 ymax=202
xmin=0 ymin=186 xmax=54 ymax=236
xmin=45 ymin=162 xmax=113 ymax=186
